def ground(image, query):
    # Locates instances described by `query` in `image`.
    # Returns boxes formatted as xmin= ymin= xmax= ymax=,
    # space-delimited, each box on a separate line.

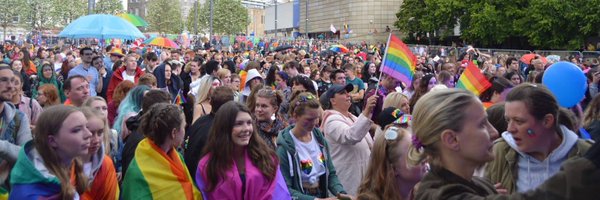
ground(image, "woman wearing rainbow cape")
xmin=121 ymin=103 xmax=202 ymax=200
xmin=196 ymin=101 xmax=290 ymax=199
xmin=80 ymin=107 xmax=119 ymax=200
xmin=9 ymin=106 xmax=90 ymax=200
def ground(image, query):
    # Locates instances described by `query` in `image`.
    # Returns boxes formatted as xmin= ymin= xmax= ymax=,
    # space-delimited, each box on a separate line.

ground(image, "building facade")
xmin=298 ymin=0 xmax=402 ymax=39
xmin=264 ymin=1 xmax=297 ymax=37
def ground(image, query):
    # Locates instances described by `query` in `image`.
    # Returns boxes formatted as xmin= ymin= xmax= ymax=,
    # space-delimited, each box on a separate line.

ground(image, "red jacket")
xmin=106 ymin=67 xmax=144 ymax=102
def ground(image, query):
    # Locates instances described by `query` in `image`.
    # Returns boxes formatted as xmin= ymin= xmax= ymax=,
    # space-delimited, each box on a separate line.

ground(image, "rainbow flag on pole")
xmin=456 ymin=61 xmax=491 ymax=96
xmin=380 ymin=34 xmax=417 ymax=86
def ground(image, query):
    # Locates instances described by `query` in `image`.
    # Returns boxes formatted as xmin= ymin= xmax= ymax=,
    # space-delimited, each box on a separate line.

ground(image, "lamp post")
xmin=194 ymin=0 xmax=198 ymax=35
xmin=88 ymin=0 xmax=95 ymax=15
xmin=305 ymin=0 xmax=309 ymax=38
xmin=210 ymin=0 xmax=214 ymax=38
xmin=274 ymin=0 xmax=278 ymax=38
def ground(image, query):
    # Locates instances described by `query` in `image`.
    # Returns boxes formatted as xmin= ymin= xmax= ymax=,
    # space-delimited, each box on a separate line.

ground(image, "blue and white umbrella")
xmin=58 ymin=14 xmax=145 ymax=40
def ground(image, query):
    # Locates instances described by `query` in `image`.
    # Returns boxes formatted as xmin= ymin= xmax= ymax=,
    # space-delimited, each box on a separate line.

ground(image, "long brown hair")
xmin=202 ymin=101 xmax=277 ymax=192
xmin=33 ymin=105 xmax=88 ymax=199
xmin=408 ymin=73 xmax=435 ymax=112
xmin=357 ymin=127 xmax=410 ymax=200
xmin=584 ymin=94 xmax=600 ymax=129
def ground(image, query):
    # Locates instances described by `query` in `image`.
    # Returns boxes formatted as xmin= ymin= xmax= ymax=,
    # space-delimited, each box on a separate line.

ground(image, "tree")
xmin=186 ymin=2 xmax=204 ymax=35
xmin=50 ymin=0 xmax=87 ymax=27
xmin=394 ymin=0 xmax=600 ymax=49
xmin=22 ymin=0 xmax=58 ymax=31
xmin=146 ymin=0 xmax=184 ymax=34
xmin=460 ymin=0 xmax=527 ymax=46
xmin=196 ymin=0 xmax=250 ymax=35
xmin=521 ymin=0 xmax=593 ymax=49
xmin=94 ymin=0 xmax=124 ymax=15
xmin=0 ymin=0 xmax=27 ymax=39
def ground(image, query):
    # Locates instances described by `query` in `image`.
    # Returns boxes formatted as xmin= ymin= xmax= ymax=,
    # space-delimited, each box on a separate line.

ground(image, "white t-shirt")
xmin=122 ymin=71 xmax=135 ymax=83
xmin=291 ymin=132 xmax=326 ymax=185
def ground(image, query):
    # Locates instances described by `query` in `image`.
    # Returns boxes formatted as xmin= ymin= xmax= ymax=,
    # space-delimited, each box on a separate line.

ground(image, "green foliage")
xmin=186 ymin=2 xmax=203 ymax=34
xmin=50 ymin=0 xmax=87 ymax=27
xmin=147 ymin=0 xmax=184 ymax=34
xmin=0 ymin=0 xmax=26 ymax=30
xmin=193 ymin=0 xmax=250 ymax=35
xmin=395 ymin=0 xmax=600 ymax=49
xmin=94 ymin=0 xmax=124 ymax=15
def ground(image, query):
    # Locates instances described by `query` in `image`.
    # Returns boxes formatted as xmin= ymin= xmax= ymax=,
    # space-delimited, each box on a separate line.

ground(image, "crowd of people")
xmin=0 ymin=38 xmax=599 ymax=200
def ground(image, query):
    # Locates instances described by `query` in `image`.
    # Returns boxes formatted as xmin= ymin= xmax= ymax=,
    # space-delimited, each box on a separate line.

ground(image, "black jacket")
xmin=121 ymin=112 xmax=144 ymax=177
xmin=183 ymin=113 xmax=214 ymax=179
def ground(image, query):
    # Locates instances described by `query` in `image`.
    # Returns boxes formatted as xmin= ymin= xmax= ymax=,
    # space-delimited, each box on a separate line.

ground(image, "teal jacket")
xmin=276 ymin=125 xmax=346 ymax=200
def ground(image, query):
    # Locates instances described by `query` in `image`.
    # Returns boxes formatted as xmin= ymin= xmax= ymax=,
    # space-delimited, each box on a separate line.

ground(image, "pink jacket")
xmin=196 ymin=149 xmax=291 ymax=200
xmin=321 ymin=110 xmax=373 ymax=196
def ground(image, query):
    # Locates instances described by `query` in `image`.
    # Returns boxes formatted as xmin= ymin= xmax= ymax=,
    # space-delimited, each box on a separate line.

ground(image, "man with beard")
xmin=0 ymin=65 xmax=31 ymax=190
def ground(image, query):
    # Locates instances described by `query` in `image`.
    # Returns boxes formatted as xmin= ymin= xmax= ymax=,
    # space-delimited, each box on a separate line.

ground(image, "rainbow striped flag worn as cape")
xmin=456 ymin=61 xmax=491 ymax=96
xmin=81 ymin=155 xmax=119 ymax=200
xmin=121 ymin=138 xmax=202 ymax=200
xmin=0 ymin=187 xmax=8 ymax=200
xmin=380 ymin=33 xmax=417 ymax=87
xmin=9 ymin=142 xmax=64 ymax=200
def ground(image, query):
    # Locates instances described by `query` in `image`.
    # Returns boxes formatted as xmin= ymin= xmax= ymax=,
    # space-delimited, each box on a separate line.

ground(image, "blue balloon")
xmin=542 ymin=61 xmax=587 ymax=107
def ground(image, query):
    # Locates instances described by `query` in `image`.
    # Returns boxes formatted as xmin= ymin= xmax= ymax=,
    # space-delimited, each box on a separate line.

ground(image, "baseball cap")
xmin=319 ymin=83 xmax=353 ymax=109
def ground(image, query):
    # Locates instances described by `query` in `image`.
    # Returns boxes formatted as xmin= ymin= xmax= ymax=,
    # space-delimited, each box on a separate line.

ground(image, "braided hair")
xmin=138 ymin=103 xmax=184 ymax=146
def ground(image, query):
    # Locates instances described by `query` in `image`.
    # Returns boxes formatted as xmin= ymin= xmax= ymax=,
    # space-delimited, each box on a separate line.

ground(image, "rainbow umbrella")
xmin=144 ymin=36 xmax=179 ymax=49
xmin=330 ymin=44 xmax=349 ymax=53
xmin=117 ymin=13 xmax=149 ymax=27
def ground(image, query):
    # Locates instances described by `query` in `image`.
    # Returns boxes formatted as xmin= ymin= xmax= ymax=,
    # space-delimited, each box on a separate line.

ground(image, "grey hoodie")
xmin=84 ymin=143 xmax=105 ymax=185
xmin=0 ymin=102 xmax=32 ymax=163
xmin=501 ymin=125 xmax=578 ymax=193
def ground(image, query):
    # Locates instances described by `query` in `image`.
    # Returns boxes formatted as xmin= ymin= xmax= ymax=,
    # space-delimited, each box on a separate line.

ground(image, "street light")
xmin=88 ymin=0 xmax=95 ymax=15
xmin=305 ymin=0 xmax=309 ymax=38
xmin=210 ymin=0 xmax=214 ymax=39
xmin=194 ymin=0 xmax=198 ymax=35
xmin=274 ymin=0 xmax=277 ymax=38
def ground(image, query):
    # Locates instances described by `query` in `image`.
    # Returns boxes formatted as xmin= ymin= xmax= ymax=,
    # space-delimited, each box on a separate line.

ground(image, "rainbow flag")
xmin=380 ymin=34 xmax=417 ymax=86
xmin=121 ymin=138 xmax=202 ymax=200
xmin=456 ymin=61 xmax=491 ymax=96
xmin=173 ymin=89 xmax=187 ymax=105
xmin=81 ymin=155 xmax=120 ymax=200
xmin=0 ymin=187 xmax=7 ymax=200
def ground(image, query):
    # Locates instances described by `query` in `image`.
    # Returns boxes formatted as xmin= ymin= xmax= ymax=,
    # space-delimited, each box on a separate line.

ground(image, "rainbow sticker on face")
xmin=300 ymin=159 xmax=313 ymax=174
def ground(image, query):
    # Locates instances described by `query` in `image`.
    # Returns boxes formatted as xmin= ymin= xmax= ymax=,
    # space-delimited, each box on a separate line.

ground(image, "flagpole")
xmin=374 ymin=32 xmax=393 ymax=95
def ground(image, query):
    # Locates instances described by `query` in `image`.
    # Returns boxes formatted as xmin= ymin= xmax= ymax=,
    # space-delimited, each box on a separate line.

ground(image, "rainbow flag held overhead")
xmin=121 ymin=139 xmax=202 ymax=200
xmin=456 ymin=61 xmax=491 ymax=96
xmin=380 ymin=34 xmax=417 ymax=87
xmin=173 ymin=89 xmax=187 ymax=105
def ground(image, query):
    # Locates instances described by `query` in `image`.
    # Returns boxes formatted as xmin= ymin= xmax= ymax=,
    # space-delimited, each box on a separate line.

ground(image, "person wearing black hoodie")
xmin=183 ymin=86 xmax=234 ymax=179
xmin=153 ymin=59 xmax=184 ymax=100
xmin=120 ymin=90 xmax=172 ymax=177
